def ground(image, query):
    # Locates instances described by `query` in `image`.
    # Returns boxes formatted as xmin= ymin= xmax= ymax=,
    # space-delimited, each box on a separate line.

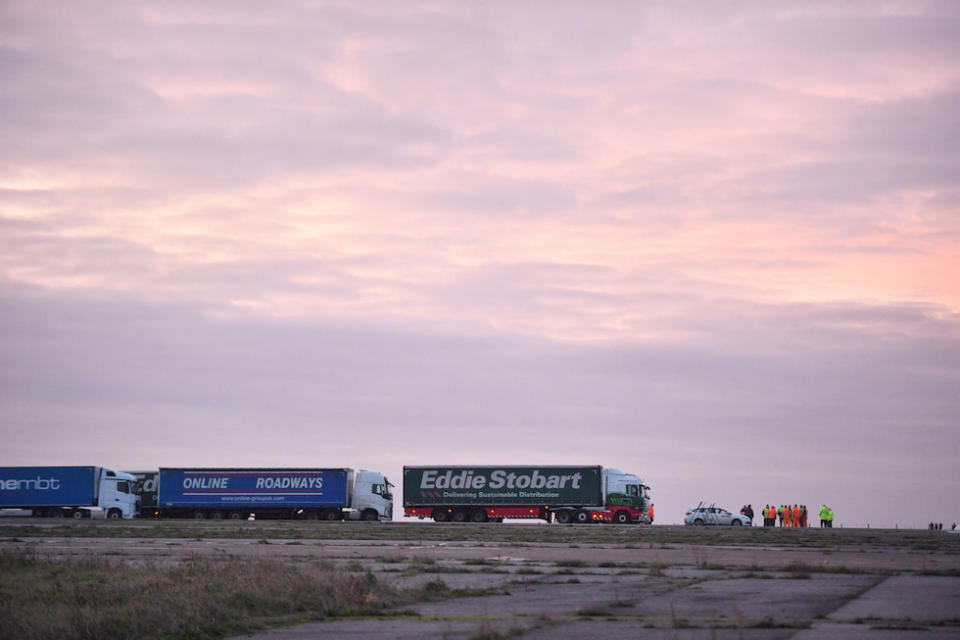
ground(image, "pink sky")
xmin=2 ymin=2 xmax=959 ymax=527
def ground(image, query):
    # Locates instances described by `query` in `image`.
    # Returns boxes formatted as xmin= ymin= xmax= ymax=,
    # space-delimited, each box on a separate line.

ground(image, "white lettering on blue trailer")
xmin=183 ymin=477 xmax=229 ymax=490
xmin=1 ymin=477 xmax=62 ymax=491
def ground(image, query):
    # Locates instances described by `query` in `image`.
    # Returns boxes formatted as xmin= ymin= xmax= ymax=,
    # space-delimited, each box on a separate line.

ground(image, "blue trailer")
xmin=156 ymin=467 xmax=392 ymax=520
xmin=0 ymin=466 xmax=139 ymax=519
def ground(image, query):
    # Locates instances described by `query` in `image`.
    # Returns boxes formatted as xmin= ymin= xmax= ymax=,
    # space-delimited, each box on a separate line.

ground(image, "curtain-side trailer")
xmin=403 ymin=465 xmax=650 ymax=523
xmin=0 ymin=466 xmax=139 ymax=519
xmin=153 ymin=467 xmax=393 ymax=521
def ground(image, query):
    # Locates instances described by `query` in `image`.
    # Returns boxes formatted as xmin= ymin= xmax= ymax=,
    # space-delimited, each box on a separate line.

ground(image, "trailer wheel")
xmin=361 ymin=509 xmax=379 ymax=521
xmin=71 ymin=510 xmax=84 ymax=519
xmin=555 ymin=510 xmax=573 ymax=524
xmin=107 ymin=509 xmax=122 ymax=520
xmin=451 ymin=509 xmax=468 ymax=523
xmin=432 ymin=508 xmax=449 ymax=522
xmin=192 ymin=510 xmax=206 ymax=520
xmin=323 ymin=510 xmax=339 ymax=521
xmin=614 ymin=510 xmax=630 ymax=524
xmin=210 ymin=510 xmax=225 ymax=520
xmin=228 ymin=511 xmax=243 ymax=520
xmin=470 ymin=508 xmax=488 ymax=523
xmin=575 ymin=509 xmax=591 ymax=524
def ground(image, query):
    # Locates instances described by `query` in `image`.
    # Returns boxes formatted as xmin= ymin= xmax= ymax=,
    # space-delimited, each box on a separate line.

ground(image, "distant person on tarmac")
xmin=801 ymin=505 xmax=808 ymax=528
xmin=648 ymin=503 xmax=654 ymax=524
xmin=763 ymin=504 xmax=773 ymax=527
xmin=793 ymin=504 xmax=801 ymax=528
xmin=778 ymin=505 xmax=785 ymax=527
xmin=744 ymin=504 xmax=754 ymax=525
xmin=819 ymin=504 xmax=829 ymax=528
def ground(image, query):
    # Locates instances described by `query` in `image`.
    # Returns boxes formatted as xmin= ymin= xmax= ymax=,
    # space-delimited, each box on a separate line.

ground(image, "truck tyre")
xmin=107 ymin=509 xmax=122 ymax=520
xmin=614 ymin=510 xmax=630 ymax=524
xmin=555 ymin=510 xmax=573 ymax=524
xmin=72 ymin=510 xmax=84 ymax=519
xmin=323 ymin=510 xmax=339 ymax=521
xmin=210 ymin=510 xmax=225 ymax=520
xmin=192 ymin=510 xmax=206 ymax=520
xmin=451 ymin=509 xmax=468 ymax=523
xmin=470 ymin=509 xmax=488 ymax=523
xmin=361 ymin=509 xmax=379 ymax=522
xmin=575 ymin=509 xmax=591 ymax=524
xmin=228 ymin=511 xmax=243 ymax=520
xmin=432 ymin=508 xmax=449 ymax=522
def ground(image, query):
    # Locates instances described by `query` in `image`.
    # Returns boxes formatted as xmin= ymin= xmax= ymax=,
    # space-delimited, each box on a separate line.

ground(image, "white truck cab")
xmin=98 ymin=469 xmax=140 ymax=519
xmin=347 ymin=470 xmax=394 ymax=521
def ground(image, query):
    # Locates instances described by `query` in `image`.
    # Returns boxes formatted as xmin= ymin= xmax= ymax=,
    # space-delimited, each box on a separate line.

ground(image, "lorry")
xmin=151 ymin=467 xmax=393 ymax=521
xmin=0 ymin=466 xmax=139 ymax=519
xmin=403 ymin=465 xmax=650 ymax=524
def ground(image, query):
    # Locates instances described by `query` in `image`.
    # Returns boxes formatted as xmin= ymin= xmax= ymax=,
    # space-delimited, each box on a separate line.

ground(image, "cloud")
xmin=1 ymin=1 xmax=959 ymax=526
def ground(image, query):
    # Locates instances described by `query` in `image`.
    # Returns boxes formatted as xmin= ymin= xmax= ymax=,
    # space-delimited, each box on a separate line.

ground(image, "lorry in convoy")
xmin=151 ymin=468 xmax=393 ymax=521
xmin=403 ymin=465 xmax=650 ymax=524
xmin=0 ymin=466 xmax=139 ymax=519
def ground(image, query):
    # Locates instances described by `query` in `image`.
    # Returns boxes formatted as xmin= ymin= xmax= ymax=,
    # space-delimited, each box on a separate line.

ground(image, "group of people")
xmin=755 ymin=504 xmax=812 ymax=527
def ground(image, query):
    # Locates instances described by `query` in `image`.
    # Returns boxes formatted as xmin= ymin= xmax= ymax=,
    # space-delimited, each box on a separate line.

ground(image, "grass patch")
xmin=554 ymin=559 xmax=588 ymax=567
xmin=0 ymin=550 xmax=402 ymax=640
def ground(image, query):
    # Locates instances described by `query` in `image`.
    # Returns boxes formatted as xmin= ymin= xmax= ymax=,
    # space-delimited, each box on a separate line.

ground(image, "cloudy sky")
xmin=2 ymin=1 xmax=958 ymax=527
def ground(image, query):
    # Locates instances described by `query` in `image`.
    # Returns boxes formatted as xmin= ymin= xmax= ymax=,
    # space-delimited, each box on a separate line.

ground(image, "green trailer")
xmin=404 ymin=465 xmax=616 ymax=523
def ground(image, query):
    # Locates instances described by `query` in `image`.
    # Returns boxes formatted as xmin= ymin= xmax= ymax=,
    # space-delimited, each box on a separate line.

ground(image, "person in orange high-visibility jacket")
xmin=648 ymin=503 xmax=654 ymax=524
xmin=782 ymin=505 xmax=792 ymax=527
xmin=793 ymin=505 xmax=801 ymax=528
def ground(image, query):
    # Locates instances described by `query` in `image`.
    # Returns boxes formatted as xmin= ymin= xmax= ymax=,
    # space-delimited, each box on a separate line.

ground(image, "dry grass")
xmin=0 ymin=551 xmax=402 ymax=640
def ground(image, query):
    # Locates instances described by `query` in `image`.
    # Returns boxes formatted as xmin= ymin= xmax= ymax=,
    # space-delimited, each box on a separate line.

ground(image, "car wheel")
xmin=732 ymin=519 xmax=742 ymax=527
xmin=693 ymin=518 xmax=704 ymax=526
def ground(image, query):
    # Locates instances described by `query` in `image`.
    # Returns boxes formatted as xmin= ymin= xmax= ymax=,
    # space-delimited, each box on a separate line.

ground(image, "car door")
xmin=717 ymin=509 xmax=733 ymax=525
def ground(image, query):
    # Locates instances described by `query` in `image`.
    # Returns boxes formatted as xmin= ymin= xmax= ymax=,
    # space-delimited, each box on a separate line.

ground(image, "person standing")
xmin=792 ymin=504 xmax=801 ymax=529
xmin=744 ymin=504 xmax=754 ymax=526
xmin=801 ymin=505 xmax=808 ymax=528
xmin=648 ymin=502 xmax=654 ymax=524
xmin=763 ymin=504 xmax=772 ymax=527
xmin=778 ymin=505 xmax=785 ymax=527
xmin=819 ymin=504 xmax=829 ymax=528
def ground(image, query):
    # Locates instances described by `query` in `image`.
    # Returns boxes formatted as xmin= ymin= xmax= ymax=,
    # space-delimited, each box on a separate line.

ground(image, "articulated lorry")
xmin=0 ymin=466 xmax=139 ymax=519
xmin=149 ymin=468 xmax=393 ymax=521
xmin=403 ymin=465 xmax=650 ymax=524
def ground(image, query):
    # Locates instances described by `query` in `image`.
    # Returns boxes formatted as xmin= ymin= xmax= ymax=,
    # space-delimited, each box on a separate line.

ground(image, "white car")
xmin=684 ymin=505 xmax=751 ymax=526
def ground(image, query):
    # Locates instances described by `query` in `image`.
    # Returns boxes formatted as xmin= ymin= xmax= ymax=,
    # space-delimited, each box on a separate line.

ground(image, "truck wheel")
xmin=228 ymin=511 xmax=243 ymax=520
xmin=575 ymin=509 xmax=591 ymax=524
xmin=614 ymin=511 xmax=630 ymax=524
xmin=192 ymin=510 xmax=206 ymax=520
xmin=432 ymin=508 xmax=449 ymax=522
xmin=107 ymin=509 xmax=122 ymax=520
xmin=451 ymin=509 xmax=468 ymax=523
xmin=72 ymin=510 xmax=84 ymax=519
xmin=361 ymin=509 xmax=379 ymax=521
xmin=210 ymin=511 xmax=225 ymax=520
xmin=470 ymin=509 xmax=488 ymax=523
xmin=555 ymin=510 xmax=573 ymax=524
xmin=323 ymin=510 xmax=339 ymax=521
